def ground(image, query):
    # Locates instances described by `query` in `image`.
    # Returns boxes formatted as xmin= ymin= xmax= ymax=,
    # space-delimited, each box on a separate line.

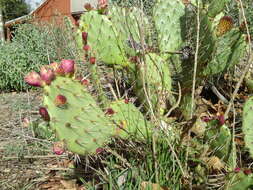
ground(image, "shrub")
xmin=0 ymin=20 xmax=79 ymax=92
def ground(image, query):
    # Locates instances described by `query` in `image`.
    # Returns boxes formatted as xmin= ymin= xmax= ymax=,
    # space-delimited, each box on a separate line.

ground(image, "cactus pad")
xmin=243 ymin=96 xmax=253 ymax=158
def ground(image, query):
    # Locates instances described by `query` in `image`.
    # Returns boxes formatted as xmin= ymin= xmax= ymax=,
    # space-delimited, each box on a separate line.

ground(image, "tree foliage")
xmin=0 ymin=0 xmax=30 ymax=22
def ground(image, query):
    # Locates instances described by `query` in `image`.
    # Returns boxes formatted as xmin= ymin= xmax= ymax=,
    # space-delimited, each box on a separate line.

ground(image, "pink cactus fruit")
xmin=39 ymin=107 xmax=50 ymax=121
xmin=24 ymin=71 xmax=42 ymax=87
xmin=244 ymin=169 xmax=252 ymax=175
xmin=234 ymin=167 xmax=241 ymax=173
xmin=82 ymin=32 xmax=88 ymax=42
xmin=40 ymin=66 xmax=55 ymax=85
xmin=53 ymin=141 xmax=65 ymax=155
xmin=124 ymin=99 xmax=129 ymax=104
xmin=83 ymin=45 xmax=90 ymax=51
xmin=55 ymin=95 xmax=67 ymax=106
xmin=217 ymin=115 xmax=225 ymax=125
xmin=90 ymin=57 xmax=96 ymax=64
xmin=96 ymin=147 xmax=104 ymax=154
xmin=105 ymin=108 xmax=115 ymax=115
xmin=82 ymin=79 xmax=89 ymax=85
xmin=98 ymin=0 xmax=108 ymax=9
xmin=60 ymin=59 xmax=75 ymax=75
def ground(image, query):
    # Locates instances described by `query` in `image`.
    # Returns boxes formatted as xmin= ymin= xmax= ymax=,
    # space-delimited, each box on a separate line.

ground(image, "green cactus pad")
xmin=109 ymin=100 xmax=151 ymax=139
xmin=243 ymin=96 xmax=253 ymax=158
xmin=43 ymin=76 xmax=115 ymax=155
xmin=135 ymin=53 xmax=171 ymax=113
xmin=207 ymin=0 xmax=231 ymax=18
xmin=202 ymin=29 xmax=244 ymax=76
xmin=225 ymin=172 xmax=253 ymax=190
xmin=205 ymin=124 xmax=234 ymax=167
xmin=110 ymin=6 xmax=149 ymax=56
xmin=153 ymin=0 xmax=185 ymax=54
xmin=79 ymin=10 xmax=129 ymax=67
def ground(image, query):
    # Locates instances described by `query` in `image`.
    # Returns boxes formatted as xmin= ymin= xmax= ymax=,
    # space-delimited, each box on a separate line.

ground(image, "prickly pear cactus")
xmin=225 ymin=171 xmax=253 ymax=189
xmin=78 ymin=10 xmax=129 ymax=67
xmin=153 ymin=0 xmax=185 ymax=55
xmin=243 ymin=97 xmax=253 ymax=158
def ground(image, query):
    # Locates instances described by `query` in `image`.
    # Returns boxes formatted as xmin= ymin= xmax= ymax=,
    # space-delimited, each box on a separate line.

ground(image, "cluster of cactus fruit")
xmin=25 ymin=59 xmax=151 ymax=155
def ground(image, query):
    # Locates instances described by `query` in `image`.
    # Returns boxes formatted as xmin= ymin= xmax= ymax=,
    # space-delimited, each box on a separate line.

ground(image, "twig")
xmin=191 ymin=0 xmax=200 ymax=119
xmin=224 ymin=0 xmax=252 ymax=119
xmin=106 ymin=148 xmax=131 ymax=168
xmin=165 ymin=82 xmax=182 ymax=117
xmin=108 ymin=83 xmax=119 ymax=101
xmin=3 ymin=155 xmax=67 ymax=160
xmin=211 ymin=85 xmax=229 ymax=104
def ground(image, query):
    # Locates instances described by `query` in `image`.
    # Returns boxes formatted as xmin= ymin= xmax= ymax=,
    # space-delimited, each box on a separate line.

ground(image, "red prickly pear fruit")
xmin=96 ymin=147 xmax=104 ymax=154
xmin=83 ymin=45 xmax=90 ymax=51
xmin=90 ymin=57 xmax=96 ymax=64
xmin=124 ymin=99 xmax=129 ymax=104
xmin=40 ymin=66 xmax=55 ymax=85
xmin=217 ymin=115 xmax=225 ymax=125
xmin=82 ymin=32 xmax=88 ymax=42
xmin=24 ymin=71 xmax=42 ymax=87
xmin=39 ymin=107 xmax=50 ymax=121
xmin=105 ymin=108 xmax=115 ymax=115
xmin=82 ymin=79 xmax=89 ymax=85
xmin=84 ymin=3 xmax=93 ymax=11
xmin=60 ymin=59 xmax=75 ymax=75
xmin=234 ymin=167 xmax=241 ymax=173
xmin=201 ymin=116 xmax=211 ymax=122
xmin=55 ymin=95 xmax=67 ymax=106
xmin=55 ymin=65 xmax=65 ymax=76
xmin=244 ymin=169 xmax=252 ymax=175
xmin=53 ymin=141 xmax=65 ymax=155
xmin=98 ymin=0 xmax=108 ymax=9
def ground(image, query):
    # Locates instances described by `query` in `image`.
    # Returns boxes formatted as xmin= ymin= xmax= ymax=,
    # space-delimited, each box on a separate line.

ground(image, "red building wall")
xmin=32 ymin=0 xmax=75 ymax=25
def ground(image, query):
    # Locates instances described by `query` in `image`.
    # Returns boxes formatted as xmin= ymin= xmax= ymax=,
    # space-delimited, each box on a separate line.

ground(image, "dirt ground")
xmin=0 ymin=92 xmax=82 ymax=190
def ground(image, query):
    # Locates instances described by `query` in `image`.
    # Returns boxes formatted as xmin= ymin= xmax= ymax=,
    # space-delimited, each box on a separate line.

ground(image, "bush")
xmin=0 ymin=20 xmax=79 ymax=92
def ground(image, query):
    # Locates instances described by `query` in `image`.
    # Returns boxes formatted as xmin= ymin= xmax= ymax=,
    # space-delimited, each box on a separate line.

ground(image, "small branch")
xmin=191 ymin=0 xmax=200 ymax=119
xmin=3 ymin=155 xmax=67 ymax=160
xmin=211 ymin=85 xmax=229 ymax=104
xmin=165 ymin=82 xmax=182 ymax=117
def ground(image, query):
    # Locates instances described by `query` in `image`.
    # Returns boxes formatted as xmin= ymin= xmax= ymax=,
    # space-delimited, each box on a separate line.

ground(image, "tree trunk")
xmin=0 ymin=8 xmax=5 ymax=43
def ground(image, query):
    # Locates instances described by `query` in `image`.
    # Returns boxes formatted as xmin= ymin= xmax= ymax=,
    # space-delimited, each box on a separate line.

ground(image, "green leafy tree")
xmin=0 ymin=0 xmax=30 ymax=22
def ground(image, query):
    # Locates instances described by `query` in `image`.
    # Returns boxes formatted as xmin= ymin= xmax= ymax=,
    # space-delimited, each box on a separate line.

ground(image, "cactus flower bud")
xmin=53 ymin=141 xmax=65 ymax=155
xmin=105 ymin=108 xmax=115 ymax=115
xmin=96 ymin=147 xmax=104 ymax=154
xmin=40 ymin=66 xmax=55 ymax=85
xmin=244 ymin=169 xmax=252 ymax=175
xmin=39 ymin=107 xmax=50 ymax=121
xmin=55 ymin=95 xmax=67 ymax=106
xmin=24 ymin=71 xmax=42 ymax=87
xmin=82 ymin=79 xmax=89 ymax=85
xmin=124 ymin=99 xmax=129 ymax=104
xmin=60 ymin=59 xmax=75 ymax=75
xmin=83 ymin=45 xmax=90 ymax=51
xmin=217 ymin=115 xmax=225 ymax=126
xmin=234 ymin=167 xmax=241 ymax=173
xmin=98 ymin=0 xmax=108 ymax=9
xmin=90 ymin=57 xmax=96 ymax=64
xmin=82 ymin=32 xmax=88 ymax=42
